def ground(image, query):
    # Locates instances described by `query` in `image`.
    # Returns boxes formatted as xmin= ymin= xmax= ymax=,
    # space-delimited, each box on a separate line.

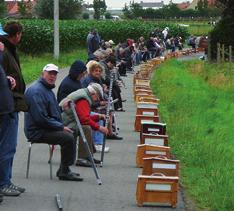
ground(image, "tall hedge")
xmin=0 ymin=19 xmax=189 ymax=55
xmin=209 ymin=17 xmax=234 ymax=60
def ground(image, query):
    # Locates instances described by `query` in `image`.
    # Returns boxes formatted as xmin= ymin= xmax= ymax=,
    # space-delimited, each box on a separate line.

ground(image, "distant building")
xmin=139 ymin=1 xmax=164 ymax=9
xmin=187 ymin=0 xmax=216 ymax=10
xmin=176 ymin=1 xmax=190 ymax=10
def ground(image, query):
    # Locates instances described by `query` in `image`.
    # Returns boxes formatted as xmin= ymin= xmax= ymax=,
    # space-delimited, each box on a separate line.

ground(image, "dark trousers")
xmin=112 ymin=85 xmax=123 ymax=110
xmin=78 ymin=125 xmax=95 ymax=159
xmin=38 ymin=131 xmax=76 ymax=166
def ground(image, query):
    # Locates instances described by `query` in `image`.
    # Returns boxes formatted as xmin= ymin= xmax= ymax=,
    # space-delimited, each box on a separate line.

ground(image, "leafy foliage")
xmin=216 ymin=0 xmax=234 ymax=17
xmin=0 ymin=19 xmax=189 ymax=55
xmin=35 ymin=0 xmax=83 ymax=19
xmin=0 ymin=0 xmax=6 ymax=18
xmin=93 ymin=0 xmax=106 ymax=20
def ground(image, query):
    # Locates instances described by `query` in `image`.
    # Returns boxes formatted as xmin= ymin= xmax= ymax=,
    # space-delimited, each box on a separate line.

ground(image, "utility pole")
xmin=54 ymin=0 xmax=59 ymax=59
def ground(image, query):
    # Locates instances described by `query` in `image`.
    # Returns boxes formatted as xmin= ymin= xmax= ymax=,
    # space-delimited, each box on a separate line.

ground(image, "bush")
xmin=82 ymin=12 xmax=89 ymax=19
xmin=0 ymin=19 xmax=189 ymax=55
xmin=209 ymin=17 xmax=234 ymax=60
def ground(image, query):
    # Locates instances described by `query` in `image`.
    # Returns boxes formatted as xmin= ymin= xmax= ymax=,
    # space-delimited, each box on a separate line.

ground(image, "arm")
xmin=28 ymin=92 xmax=64 ymax=130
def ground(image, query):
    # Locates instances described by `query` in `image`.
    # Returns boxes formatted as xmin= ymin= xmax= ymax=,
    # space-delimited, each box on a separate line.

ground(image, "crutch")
xmin=70 ymin=101 xmax=102 ymax=185
xmin=100 ymin=72 xmax=114 ymax=167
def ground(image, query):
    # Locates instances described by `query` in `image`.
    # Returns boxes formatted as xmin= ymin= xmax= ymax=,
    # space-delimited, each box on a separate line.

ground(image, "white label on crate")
xmin=152 ymin=163 xmax=176 ymax=169
xmin=138 ymin=104 xmax=157 ymax=109
xmin=142 ymin=111 xmax=155 ymax=116
xmin=145 ymin=184 xmax=171 ymax=191
xmin=145 ymin=138 xmax=164 ymax=146
xmin=141 ymin=120 xmax=154 ymax=124
xmin=145 ymin=151 xmax=166 ymax=155
xmin=148 ymin=128 xmax=160 ymax=132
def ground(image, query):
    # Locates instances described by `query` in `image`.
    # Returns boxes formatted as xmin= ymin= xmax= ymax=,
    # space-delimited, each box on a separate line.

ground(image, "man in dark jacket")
xmin=57 ymin=60 xmax=87 ymax=103
xmin=0 ymin=22 xmax=26 ymax=197
xmin=24 ymin=64 xmax=83 ymax=181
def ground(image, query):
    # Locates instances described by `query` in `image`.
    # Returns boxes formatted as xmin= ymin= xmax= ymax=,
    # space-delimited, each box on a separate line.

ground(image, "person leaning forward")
xmin=59 ymin=83 xmax=108 ymax=167
xmin=24 ymin=64 xmax=83 ymax=181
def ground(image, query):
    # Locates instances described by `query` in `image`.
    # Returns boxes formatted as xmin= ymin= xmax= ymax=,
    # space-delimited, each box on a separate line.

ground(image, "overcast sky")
xmin=86 ymin=0 xmax=192 ymax=9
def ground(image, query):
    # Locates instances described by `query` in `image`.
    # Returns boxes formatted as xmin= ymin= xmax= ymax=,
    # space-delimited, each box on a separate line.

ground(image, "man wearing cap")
xmin=24 ymin=64 xmax=83 ymax=181
xmin=57 ymin=60 xmax=87 ymax=103
xmin=59 ymin=83 xmax=109 ymax=167
xmin=0 ymin=22 xmax=27 ymax=196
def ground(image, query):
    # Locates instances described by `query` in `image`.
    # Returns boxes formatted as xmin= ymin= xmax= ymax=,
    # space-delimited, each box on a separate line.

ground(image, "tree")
xmin=35 ymin=0 xmax=83 ymax=19
xmin=18 ymin=0 xmax=33 ymax=18
xmin=122 ymin=3 xmax=133 ymax=19
xmin=104 ymin=12 xmax=112 ymax=19
xmin=216 ymin=0 xmax=234 ymax=17
xmin=82 ymin=12 xmax=89 ymax=19
xmin=93 ymin=0 xmax=107 ymax=20
xmin=0 ymin=0 xmax=6 ymax=18
xmin=130 ymin=2 xmax=143 ymax=18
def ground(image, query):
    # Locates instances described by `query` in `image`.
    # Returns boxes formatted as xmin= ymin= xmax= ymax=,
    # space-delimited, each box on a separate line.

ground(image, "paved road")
xmin=0 ymin=67 xmax=186 ymax=211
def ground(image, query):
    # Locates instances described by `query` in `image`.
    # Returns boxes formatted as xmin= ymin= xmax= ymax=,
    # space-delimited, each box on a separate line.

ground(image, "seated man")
xmin=24 ymin=64 xmax=83 ymax=181
xmin=59 ymin=83 xmax=109 ymax=167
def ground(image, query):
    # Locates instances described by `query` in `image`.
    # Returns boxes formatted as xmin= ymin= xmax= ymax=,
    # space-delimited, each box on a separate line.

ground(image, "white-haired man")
xmin=60 ymin=83 xmax=108 ymax=167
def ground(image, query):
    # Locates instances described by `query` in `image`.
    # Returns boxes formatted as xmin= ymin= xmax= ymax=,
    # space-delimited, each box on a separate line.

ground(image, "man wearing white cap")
xmin=24 ymin=64 xmax=83 ymax=181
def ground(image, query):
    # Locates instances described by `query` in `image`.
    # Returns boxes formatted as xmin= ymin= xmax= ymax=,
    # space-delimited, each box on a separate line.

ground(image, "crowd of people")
xmin=0 ymin=21 xmax=185 ymax=204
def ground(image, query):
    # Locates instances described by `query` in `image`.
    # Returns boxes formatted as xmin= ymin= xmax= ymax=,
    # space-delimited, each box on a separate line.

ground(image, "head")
xmin=87 ymin=60 xmax=103 ymax=79
xmin=69 ymin=60 xmax=87 ymax=80
xmin=105 ymin=55 xmax=116 ymax=69
xmin=42 ymin=64 xmax=59 ymax=85
xmin=87 ymin=83 xmax=103 ymax=103
xmin=4 ymin=21 xmax=23 ymax=45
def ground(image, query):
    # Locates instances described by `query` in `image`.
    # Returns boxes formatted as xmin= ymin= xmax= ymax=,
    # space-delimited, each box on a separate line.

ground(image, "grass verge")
xmin=151 ymin=59 xmax=234 ymax=211
xmin=20 ymin=48 xmax=87 ymax=84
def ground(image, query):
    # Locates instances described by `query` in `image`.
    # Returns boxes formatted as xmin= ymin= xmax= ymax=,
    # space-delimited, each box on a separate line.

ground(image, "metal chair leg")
xmin=26 ymin=143 xmax=32 ymax=179
xmin=49 ymin=145 xmax=53 ymax=180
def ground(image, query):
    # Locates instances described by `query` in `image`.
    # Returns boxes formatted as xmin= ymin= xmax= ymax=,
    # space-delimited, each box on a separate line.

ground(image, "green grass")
xmin=151 ymin=59 xmax=234 ymax=211
xmin=20 ymin=48 xmax=87 ymax=84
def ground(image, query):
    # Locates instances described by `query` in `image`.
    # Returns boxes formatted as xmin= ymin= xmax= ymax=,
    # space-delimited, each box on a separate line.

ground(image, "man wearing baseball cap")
xmin=24 ymin=64 xmax=83 ymax=181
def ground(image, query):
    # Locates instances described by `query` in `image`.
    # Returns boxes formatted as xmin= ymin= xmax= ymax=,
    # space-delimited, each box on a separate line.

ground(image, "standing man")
xmin=87 ymin=28 xmax=101 ymax=61
xmin=0 ymin=21 xmax=27 ymax=196
xmin=24 ymin=64 xmax=83 ymax=181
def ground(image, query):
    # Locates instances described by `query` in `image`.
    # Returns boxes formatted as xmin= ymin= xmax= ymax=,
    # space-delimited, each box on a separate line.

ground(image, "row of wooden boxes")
xmin=133 ymin=57 xmax=180 ymax=208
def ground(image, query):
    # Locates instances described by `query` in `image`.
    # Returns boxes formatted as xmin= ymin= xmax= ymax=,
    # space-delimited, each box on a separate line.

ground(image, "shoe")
xmin=88 ymin=157 xmax=101 ymax=164
xmin=0 ymin=186 xmax=21 ymax=196
xmin=95 ymin=144 xmax=110 ymax=153
xmin=75 ymin=159 xmax=93 ymax=167
xmin=8 ymin=183 xmax=26 ymax=193
xmin=116 ymin=108 xmax=125 ymax=112
xmin=106 ymin=134 xmax=123 ymax=140
xmin=57 ymin=171 xmax=83 ymax=182
xmin=56 ymin=166 xmax=80 ymax=177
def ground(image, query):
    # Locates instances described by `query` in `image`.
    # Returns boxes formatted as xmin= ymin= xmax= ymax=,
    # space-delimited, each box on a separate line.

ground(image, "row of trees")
xmin=122 ymin=2 xmax=222 ymax=19
xmin=0 ymin=0 xmax=108 ymax=20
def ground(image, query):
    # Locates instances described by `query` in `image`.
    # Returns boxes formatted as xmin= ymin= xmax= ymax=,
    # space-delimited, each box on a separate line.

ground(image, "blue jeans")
xmin=0 ymin=112 xmax=18 ymax=188
xmin=93 ymin=120 xmax=104 ymax=145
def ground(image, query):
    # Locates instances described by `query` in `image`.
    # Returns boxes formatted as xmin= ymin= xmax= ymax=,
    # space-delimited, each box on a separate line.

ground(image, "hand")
xmin=7 ymin=76 xmax=16 ymax=90
xmin=100 ymin=101 xmax=107 ymax=106
xmin=63 ymin=126 xmax=73 ymax=133
xmin=99 ymin=114 xmax=106 ymax=120
xmin=0 ymin=42 xmax=4 ymax=51
xmin=62 ymin=100 xmax=71 ymax=111
xmin=99 ymin=126 xmax=108 ymax=135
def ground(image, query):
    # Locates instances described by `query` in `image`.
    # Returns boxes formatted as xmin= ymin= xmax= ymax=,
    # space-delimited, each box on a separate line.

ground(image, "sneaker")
xmin=8 ymin=183 xmax=26 ymax=193
xmin=95 ymin=145 xmax=110 ymax=153
xmin=0 ymin=186 xmax=21 ymax=197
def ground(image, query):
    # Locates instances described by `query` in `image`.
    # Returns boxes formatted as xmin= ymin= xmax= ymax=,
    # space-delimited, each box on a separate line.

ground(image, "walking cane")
xmin=100 ymin=72 xmax=114 ymax=167
xmin=70 ymin=102 xmax=102 ymax=185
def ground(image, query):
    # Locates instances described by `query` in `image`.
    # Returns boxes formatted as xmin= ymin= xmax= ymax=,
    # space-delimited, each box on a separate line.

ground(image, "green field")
xmin=151 ymin=59 xmax=234 ymax=211
xmin=21 ymin=48 xmax=87 ymax=84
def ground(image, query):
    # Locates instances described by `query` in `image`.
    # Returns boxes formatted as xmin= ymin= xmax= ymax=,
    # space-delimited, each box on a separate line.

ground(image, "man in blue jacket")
xmin=24 ymin=64 xmax=83 ymax=181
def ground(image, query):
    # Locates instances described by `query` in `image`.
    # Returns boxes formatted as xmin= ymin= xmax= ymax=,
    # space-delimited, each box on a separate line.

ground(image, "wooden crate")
xmin=134 ymin=115 xmax=159 ymax=132
xmin=140 ymin=133 xmax=169 ymax=146
xmin=140 ymin=121 xmax=166 ymax=136
xmin=136 ymin=144 xmax=171 ymax=167
xmin=136 ymin=96 xmax=160 ymax=104
xmin=142 ymin=157 xmax=180 ymax=177
xmin=136 ymin=103 xmax=158 ymax=116
xmin=136 ymin=175 xmax=179 ymax=208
